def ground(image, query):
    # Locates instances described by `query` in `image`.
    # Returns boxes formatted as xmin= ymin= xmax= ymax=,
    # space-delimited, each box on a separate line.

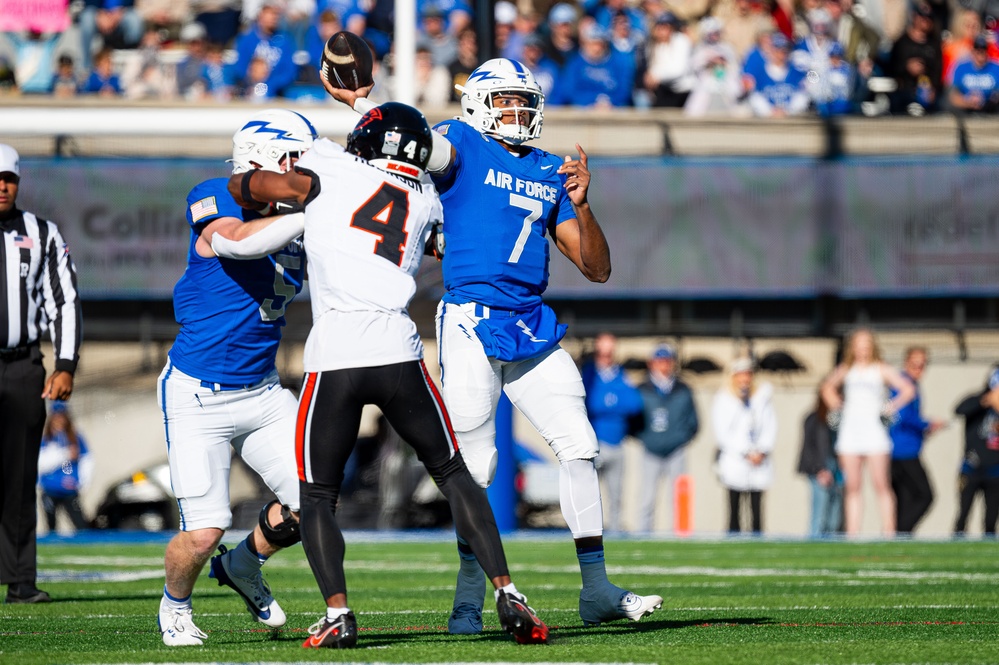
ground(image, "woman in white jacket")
xmin=712 ymin=357 xmax=777 ymax=534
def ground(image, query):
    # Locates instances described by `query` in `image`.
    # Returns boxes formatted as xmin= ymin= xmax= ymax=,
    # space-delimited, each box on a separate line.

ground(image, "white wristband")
xmin=352 ymin=97 xmax=377 ymax=116
xmin=211 ymin=212 xmax=305 ymax=259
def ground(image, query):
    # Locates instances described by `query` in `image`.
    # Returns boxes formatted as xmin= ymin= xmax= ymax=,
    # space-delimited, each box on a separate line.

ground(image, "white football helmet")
xmin=230 ymin=109 xmax=318 ymax=174
xmin=456 ymin=58 xmax=544 ymax=145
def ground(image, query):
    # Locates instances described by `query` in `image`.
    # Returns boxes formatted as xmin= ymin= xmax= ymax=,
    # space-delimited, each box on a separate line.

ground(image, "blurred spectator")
xmin=520 ymin=32 xmax=560 ymax=98
xmin=238 ymin=53 xmax=274 ymax=99
xmin=121 ymin=26 xmax=174 ymax=99
xmin=712 ymin=357 xmax=776 ymax=535
xmin=714 ymin=0 xmax=778 ymax=61
xmin=8 ymin=30 xmax=64 ymax=94
xmin=887 ymin=2 xmax=943 ymax=115
xmin=791 ymin=7 xmax=837 ymax=72
xmin=413 ymin=44 xmax=451 ymax=106
xmin=318 ymin=0 xmax=367 ymax=37
xmin=551 ymin=22 xmax=636 ymax=107
xmin=419 ymin=4 xmax=457 ymax=66
xmin=199 ymin=41 xmax=235 ymax=99
xmin=232 ymin=0 xmax=298 ymax=97
xmin=746 ymin=31 xmax=810 ymax=116
xmin=594 ymin=0 xmax=648 ymax=43
xmin=50 ymin=54 xmax=79 ymax=97
xmin=953 ymin=368 xmax=999 ymax=536
xmin=0 ymin=57 xmax=15 ymax=93
xmin=889 ymin=347 xmax=946 ymax=535
xmin=825 ymin=0 xmax=879 ymax=67
xmin=136 ymin=0 xmax=193 ymax=39
xmin=175 ymin=21 xmax=211 ymax=97
xmin=635 ymin=344 xmax=699 ymax=533
xmin=949 ymin=33 xmax=999 ymax=113
xmin=494 ymin=0 xmax=518 ymax=57
xmin=189 ymin=0 xmax=243 ymax=46
xmin=447 ymin=27 xmax=478 ymax=103
xmin=81 ymin=48 xmax=123 ymax=96
xmin=642 ymin=13 xmax=694 ymax=108
xmin=37 ymin=402 xmax=92 ymax=533
xmin=78 ymin=0 xmax=144 ymax=71
xmin=797 ymin=387 xmax=843 ymax=538
xmin=418 ymin=0 xmax=472 ymax=36
xmin=499 ymin=6 xmax=539 ymax=61
xmin=609 ymin=6 xmax=644 ymax=57
xmin=821 ymin=328 xmax=915 ymax=537
xmin=811 ymin=41 xmax=860 ymax=114
xmin=544 ymin=2 xmax=580 ymax=66
xmin=943 ymin=8 xmax=999 ymax=84
xmin=581 ymin=333 xmax=643 ymax=533
xmin=684 ymin=18 xmax=747 ymax=118
xmin=301 ymin=9 xmax=342 ymax=82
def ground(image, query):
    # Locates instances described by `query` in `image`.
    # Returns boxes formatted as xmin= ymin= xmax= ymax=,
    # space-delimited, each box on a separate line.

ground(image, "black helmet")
xmin=346 ymin=102 xmax=433 ymax=180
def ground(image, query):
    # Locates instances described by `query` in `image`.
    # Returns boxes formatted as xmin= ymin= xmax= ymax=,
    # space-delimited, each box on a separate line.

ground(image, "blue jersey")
xmin=952 ymin=60 xmax=999 ymax=98
xmin=168 ymin=178 xmax=305 ymax=384
xmin=431 ymin=119 xmax=576 ymax=311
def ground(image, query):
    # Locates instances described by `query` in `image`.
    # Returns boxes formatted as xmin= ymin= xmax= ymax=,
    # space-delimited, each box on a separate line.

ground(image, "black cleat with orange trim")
xmin=302 ymin=610 xmax=358 ymax=649
xmin=496 ymin=590 xmax=550 ymax=645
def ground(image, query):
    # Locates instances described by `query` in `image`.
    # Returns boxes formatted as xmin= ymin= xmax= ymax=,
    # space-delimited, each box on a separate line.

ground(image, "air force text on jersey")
xmin=482 ymin=168 xmax=559 ymax=204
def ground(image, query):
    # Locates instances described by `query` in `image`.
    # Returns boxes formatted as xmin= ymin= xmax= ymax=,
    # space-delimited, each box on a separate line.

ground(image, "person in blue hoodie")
xmin=37 ymin=401 xmax=92 ymax=532
xmin=889 ymin=346 xmax=945 ymax=535
xmin=581 ymin=333 xmax=643 ymax=532
xmin=635 ymin=343 xmax=699 ymax=532
xmin=232 ymin=0 xmax=299 ymax=98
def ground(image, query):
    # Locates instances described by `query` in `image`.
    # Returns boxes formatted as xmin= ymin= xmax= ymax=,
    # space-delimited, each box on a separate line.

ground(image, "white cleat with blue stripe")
xmin=208 ymin=544 xmax=286 ymax=628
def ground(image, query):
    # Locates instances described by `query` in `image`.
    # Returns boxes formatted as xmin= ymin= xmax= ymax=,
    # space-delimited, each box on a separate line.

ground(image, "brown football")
xmin=321 ymin=31 xmax=374 ymax=91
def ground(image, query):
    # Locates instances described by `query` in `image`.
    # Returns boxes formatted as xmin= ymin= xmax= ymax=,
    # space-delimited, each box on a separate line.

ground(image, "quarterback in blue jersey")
xmin=325 ymin=57 xmax=662 ymax=630
xmin=156 ymin=109 xmax=315 ymax=647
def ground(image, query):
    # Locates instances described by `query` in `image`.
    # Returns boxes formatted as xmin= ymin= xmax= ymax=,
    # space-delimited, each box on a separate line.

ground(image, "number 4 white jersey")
xmin=295 ymin=138 xmax=444 ymax=372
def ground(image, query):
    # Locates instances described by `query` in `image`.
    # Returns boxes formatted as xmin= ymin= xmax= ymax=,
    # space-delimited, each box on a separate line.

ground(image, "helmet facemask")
xmin=458 ymin=58 xmax=545 ymax=145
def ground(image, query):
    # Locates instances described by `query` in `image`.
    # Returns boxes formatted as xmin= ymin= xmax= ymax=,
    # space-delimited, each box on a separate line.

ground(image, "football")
xmin=321 ymin=31 xmax=374 ymax=91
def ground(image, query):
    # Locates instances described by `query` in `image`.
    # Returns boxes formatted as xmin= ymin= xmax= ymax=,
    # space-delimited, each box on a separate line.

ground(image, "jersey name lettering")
xmin=483 ymin=168 xmax=557 ymax=203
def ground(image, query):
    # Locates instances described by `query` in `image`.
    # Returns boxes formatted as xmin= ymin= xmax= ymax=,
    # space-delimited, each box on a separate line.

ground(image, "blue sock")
xmin=577 ymin=543 xmax=611 ymax=591
xmin=226 ymin=536 xmax=267 ymax=578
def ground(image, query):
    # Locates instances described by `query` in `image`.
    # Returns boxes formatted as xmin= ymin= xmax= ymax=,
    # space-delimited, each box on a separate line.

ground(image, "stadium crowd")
xmin=1 ymin=0 xmax=998 ymax=115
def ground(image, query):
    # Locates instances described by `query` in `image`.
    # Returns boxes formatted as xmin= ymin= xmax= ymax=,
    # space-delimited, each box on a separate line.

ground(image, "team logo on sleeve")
xmin=190 ymin=196 xmax=218 ymax=222
xmin=434 ymin=125 xmax=449 ymax=136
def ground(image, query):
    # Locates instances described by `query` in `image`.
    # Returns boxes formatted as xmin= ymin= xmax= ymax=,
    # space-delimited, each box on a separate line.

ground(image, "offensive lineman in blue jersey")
xmin=325 ymin=58 xmax=663 ymax=630
xmin=156 ymin=109 xmax=315 ymax=646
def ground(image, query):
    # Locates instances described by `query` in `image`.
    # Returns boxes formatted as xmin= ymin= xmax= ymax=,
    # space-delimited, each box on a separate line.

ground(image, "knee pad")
xmin=259 ymin=500 xmax=301 ymax=548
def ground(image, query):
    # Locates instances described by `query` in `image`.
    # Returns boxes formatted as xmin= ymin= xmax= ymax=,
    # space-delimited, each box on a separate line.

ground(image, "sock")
xmin=495 ymin=582 xmax=521 ymax=602
xmin=161 ymin=585 xmax=192 ymax=612
xmin=326 ymin=606 xmax=351 ymax=620
xmin=577 ymin=543 xmax=613 ymax=592
xmin=453 ymin=536 xmax=486 ymax=608
xmin=226 ymin=536 xmax=267 ymax=578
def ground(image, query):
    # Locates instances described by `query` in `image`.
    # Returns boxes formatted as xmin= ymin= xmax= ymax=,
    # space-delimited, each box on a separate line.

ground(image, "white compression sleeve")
xmin=352 ymin=97 xmax=377 ymax=115
xmin=559 ymin=458 xmax=604 ymax=538
xmin=427 ymin=129 xmax=454 ymax=174
xmin=211 ymin=212 xmax=305 ymax=260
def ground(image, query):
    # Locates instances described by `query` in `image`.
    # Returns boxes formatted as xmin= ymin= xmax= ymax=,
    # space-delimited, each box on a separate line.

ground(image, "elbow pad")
xmin=211 ymin=212 xmax=305 ymax=260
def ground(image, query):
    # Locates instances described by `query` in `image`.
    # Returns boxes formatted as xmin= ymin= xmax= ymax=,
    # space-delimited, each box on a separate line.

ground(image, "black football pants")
xmin=296 ymin=360 xmax=509 ymax=601
xmin=892 ymin=457 xmax=934 ymax=534
xmin=0 ymin=350 xmax=47 ymax=586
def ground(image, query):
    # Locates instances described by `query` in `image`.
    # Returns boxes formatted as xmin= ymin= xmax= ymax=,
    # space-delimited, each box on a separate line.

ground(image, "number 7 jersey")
xmin=294 ymin=138 xmax=444 ymax=372
xmin=431 ymin=119 xmax=576 ymax=311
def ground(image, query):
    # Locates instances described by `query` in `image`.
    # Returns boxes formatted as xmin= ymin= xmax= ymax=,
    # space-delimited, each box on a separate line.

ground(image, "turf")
xmin=2 ymin=534 xmax=998 ymax=665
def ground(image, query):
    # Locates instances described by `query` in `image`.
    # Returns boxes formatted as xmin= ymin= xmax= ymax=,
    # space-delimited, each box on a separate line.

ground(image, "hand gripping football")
xmin=321 ymin=31 xmax=375 ymax=91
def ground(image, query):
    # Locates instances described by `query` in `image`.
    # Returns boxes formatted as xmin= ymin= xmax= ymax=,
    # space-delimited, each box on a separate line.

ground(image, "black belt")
xmin=0 ymin=345 xmax=33 ymax=361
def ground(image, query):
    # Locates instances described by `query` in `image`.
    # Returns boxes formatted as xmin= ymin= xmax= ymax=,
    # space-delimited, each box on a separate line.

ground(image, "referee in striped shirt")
xmin=0 ymin=143 xmax=81 ymax=604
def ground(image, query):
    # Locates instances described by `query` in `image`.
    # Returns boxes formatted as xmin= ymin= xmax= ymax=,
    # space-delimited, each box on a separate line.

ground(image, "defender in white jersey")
xmin=226 ymin=103 xmax=549 ymax=648
xmin=325 ymin=59 xmax=662 ymax=630
xmin=156 ymin=109 xmax=316 ymax=647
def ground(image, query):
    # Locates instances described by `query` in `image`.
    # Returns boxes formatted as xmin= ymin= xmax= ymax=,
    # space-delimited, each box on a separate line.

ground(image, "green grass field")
xmin=2 ymin=533 xmax=998 ymax=665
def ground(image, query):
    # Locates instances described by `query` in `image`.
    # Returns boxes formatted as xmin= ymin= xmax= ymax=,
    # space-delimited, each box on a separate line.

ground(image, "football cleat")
xmin=447 ymin=603 xmax=484 ymax=635
xmin=208 ymin=544 xmax=286 ymax=628
xmin=158 ymin=603 xmax=208 ymax=646
xmin=301 ymin=611 xmax=358 ymax=649
xmin=579 ymin=588 xmax=663 ymax=627
xmin=496 ymin=590 xmax=549 ymax=645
